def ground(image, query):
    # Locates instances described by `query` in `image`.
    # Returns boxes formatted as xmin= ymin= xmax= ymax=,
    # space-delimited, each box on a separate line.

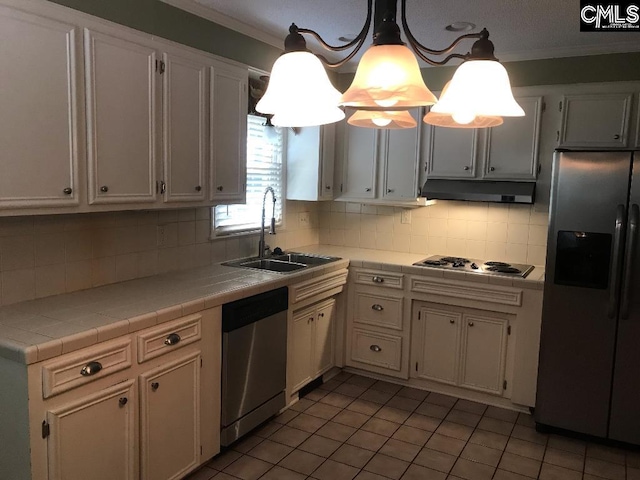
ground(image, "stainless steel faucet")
xmin=258 ymin=186 xmax=277 ymax=258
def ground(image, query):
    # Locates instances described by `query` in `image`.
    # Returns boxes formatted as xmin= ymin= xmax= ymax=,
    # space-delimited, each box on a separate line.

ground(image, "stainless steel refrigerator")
xmin=535 ymin=149 xmax=640 ymax=445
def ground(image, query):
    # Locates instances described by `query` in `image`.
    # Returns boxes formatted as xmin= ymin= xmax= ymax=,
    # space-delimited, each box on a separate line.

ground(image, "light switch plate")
xmin=299 ymin=212 xmax=310 ymax=226
xmin=401 ymin=210 xmax=411 ymax=224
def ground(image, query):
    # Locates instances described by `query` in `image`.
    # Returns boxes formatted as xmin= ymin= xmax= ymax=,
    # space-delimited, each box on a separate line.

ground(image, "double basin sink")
xmin=223 ymin=252 xmax=341 ymax=273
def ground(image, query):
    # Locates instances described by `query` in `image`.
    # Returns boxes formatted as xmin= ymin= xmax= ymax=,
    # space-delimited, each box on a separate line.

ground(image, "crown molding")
xmin=159 ymin=0 xmax=283 ymax=49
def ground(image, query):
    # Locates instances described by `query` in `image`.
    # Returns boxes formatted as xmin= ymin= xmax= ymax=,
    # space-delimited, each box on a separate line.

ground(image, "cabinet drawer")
xmin=353 ymin=270 xmax=403 ymax=289
xmin=137 ymin=314 xmax=202 ymax=363
xmin=42 ymin=338 xmax=132 ymax=399
xmin=350 ymin=328 xmax=402 ymax=372
xmin=354 ymin=292 xmax=403 ymax=330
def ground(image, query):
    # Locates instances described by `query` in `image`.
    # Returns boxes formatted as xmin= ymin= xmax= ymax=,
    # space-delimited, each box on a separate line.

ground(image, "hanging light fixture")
xmin=258 ymin=0 xmax=523 ymax=129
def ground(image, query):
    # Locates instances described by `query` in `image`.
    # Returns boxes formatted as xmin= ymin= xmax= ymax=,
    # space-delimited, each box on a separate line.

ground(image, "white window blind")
xmin=213 ymin=115 xmax=284 ymax=236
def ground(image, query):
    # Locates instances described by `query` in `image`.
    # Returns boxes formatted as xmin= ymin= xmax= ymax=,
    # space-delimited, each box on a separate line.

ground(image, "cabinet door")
xmin=46 ymin=380 xmax=136 ymax=480
xmin=140 ymin=352 xmax=200 ymax=480
xmin=412 ymin=306 xmax=460 ymax=385
xmin=313 ymin=300 xmax=336 ymax=377
xmin=286 ymin=126 xmax=322 ymax=201
xmin=289 ymin=308 xmax=314 ymax=393
xmin=382 ymin=110 xmax=420 ymax=200
xmin=341 ymin=125 xmax=377 ymax=199
xmin=559 ymin=93 xmax=632 ymax=148
xmin=0 ymin=8 xmax=80 ymax=209
xmin=483 ymin=97 xmax=543 ymax=180
xmin=424 ymin=126 xmax=479 ymax=179
xmin=85 ymin=28 xmax=157 ymax=205
xmin=210 ymin=62 xmax=247 ymax=202
xmin=320 ymin=124 xmax=336 ymax=200
xmin=459 ymin=314 xmax=508 ymax=394
xmin=162 ymin=50 xmax=207 ymax=203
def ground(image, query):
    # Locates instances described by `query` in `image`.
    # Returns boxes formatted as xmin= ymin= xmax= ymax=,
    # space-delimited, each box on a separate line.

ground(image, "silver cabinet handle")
xmin=119 ymin=397 xmax=128 ymax=407
xmin=614 ymin=134 xmax=621 ymax=140
xmin=325 ymin=185 xmax=331 ymax=190
xmin=468 ymin=321 xmax=474 ymax=327
xmin=490 ymin=167 xmax=496 ymax=172
xmin=195 ymin=185 xmax=202 ymax=192
xmin=63 ymin=187 xmax=72 ymax=195
xmin=387 ymin=189 xmax=394 ymax=193
xmin=370 ymin=345 xmax=382 ymax=352
xmin=217 ymin=185 xmax=224 ymax=191
xmin=164 ymin=333 xmax=181 ymax=346
xmin=372 ymin=276 xmax=384 ymax=283
xmin=318 ymin=313 xmax=324 ymax=318
xmin=371 ymin=304 xmax=384 ymax=311
xmin=463 ymin=166 xmax=470 ymax=171
xmin=160 ymin=181 xmax=166 ymax=194
xmin=151 ymin=382 xmax=159 ymax=392
xmin=622 ymin=204 xmax=638 ymax=319
xmin=609 ymin=204 xmax=626 ymax=318
xmin=80 ymin=361 xmax=102 ymax=376
xmin=449 ymin=319 xmax=455 ymax=324
xmin=365 ymin=187 xmax=372 ymax=192
xmin=100 ymin=185 xmax=109 ymax=193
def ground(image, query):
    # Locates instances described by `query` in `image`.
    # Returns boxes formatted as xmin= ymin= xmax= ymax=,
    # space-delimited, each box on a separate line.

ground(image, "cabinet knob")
xmin=371 ymin=304 xmax=384 ymax=311
xmin=118 ymin=397 xmax=128 ymax=407
xmin=217 ymin=186 xmax=224 ymax=191
xmin=370 ymin=344 xmax=382 ymax=352
xmin=164 ymin=333 xmax=181 ymax=346
xmin=63 ymin=187 xmax=72 ymax=195
xmin=325 ymin=185 xmax=331 ymax=190
xmin=80 ymin=361 xmax=102 ymax=377
xmin=387 ymin=189 xmax=394 ymax=194
xmin=490 ymin=167 xmax=496 ymax=172
xmin=195 ymin=185 xmax=202 ymax=192
xmin=151 ymin=382 xmax=159 ymax=392
xmin=614 ymin=134 xmax=621 ymax=140
xmin=100 ymin=185 xmax=109 ymax=193
xmin=318 ymin=313 xmax=324 ymax=318
xmin=365 ymin=187 xmax=372 ymax=192
xmin=463 ymin=166 xmax=470 ymax=171
xmin=372 ymin=276 xmax=384 ymax=283
xmin=468 ymin=321 xmax=474 ymax=327
xmin=449 ymin=319 xmax=455 ymax=324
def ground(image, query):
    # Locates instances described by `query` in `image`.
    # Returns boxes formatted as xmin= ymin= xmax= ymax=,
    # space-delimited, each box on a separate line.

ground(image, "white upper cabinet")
xmin=209 ymin=63 xmax=248 ymax=203
xmin=0 ymin=7 xmax=81 ymax=209
xmin=483 ymin=96 xmax=543 ymax=181
xmin=287 ymin=124 xmax=335 ymax=201
xmin=340 ymin=125 xmax=378 ymax=199
xmin=338 ymin=110 xmax=424 ymax=205
xmin=559 ymin=92 xmax=633 ymax=148
xmin=423 ymin=95 xmax=543 ymax=182
xmin=423 ymin=127 xmax=479 ymax=179
xmin=162 ymin=49 xmax=207 ymax=203
xmin=85 ymin=28 xmax=157 ymax=205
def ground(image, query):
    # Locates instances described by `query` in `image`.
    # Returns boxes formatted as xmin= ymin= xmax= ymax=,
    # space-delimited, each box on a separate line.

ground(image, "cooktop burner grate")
xmin=484 ymin=261 xmax=511 ymax=267
xmin=485 ymin=266 xmax=523 ymax=274
xmin=440 ymin=257 xmax=470 ymax=263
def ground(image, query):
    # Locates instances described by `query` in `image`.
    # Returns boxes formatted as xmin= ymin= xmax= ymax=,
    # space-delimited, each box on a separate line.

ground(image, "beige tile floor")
xmin=186 ymin=372 xmax=640 ymax=480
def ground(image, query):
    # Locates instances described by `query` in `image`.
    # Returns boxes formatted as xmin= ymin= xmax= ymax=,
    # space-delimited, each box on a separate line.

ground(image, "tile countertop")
xmin=0 ymin=245 xmax=544 ymax=365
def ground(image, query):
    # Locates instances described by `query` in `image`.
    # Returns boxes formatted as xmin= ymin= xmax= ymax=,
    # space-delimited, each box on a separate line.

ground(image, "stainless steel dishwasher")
xmin=220 ymin=287 xmax=288 ymax=446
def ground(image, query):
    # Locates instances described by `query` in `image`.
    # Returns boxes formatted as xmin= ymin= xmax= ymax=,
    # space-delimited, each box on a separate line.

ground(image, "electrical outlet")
xmin=298 ymin=212 xmax=310 ymax=226
xmin=401 ymin=210 xmax=411 ymax=225
xmin=157 ymin=225 xmax=166 ymax=246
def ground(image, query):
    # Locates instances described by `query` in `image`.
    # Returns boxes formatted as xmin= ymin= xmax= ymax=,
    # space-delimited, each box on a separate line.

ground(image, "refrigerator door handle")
xmin=621 ymin=204 xmax=639 ymax=319
xmin=609 ymin=204 xmax=626 ymax=319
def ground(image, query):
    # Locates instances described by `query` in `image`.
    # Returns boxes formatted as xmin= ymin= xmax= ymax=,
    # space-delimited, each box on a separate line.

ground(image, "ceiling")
xmin=176 ymin=0 xmax=640 ymax=71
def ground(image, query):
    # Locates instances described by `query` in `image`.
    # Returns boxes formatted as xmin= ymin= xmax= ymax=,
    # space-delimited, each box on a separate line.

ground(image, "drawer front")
xmin=42 ymin=338 xmax=132 ymax=399
xmin=350 ymin=328 xmax=402 ymax=372
xmin=137 ymin=314 xmax=202 ymax=363
xmin=353 ymin=270 xmax=403 ymax=289
xmin=354 ymin=292 xmax=403 ymax=330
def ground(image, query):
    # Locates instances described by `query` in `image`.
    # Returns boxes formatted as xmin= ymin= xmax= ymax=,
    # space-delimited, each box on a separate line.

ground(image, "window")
xmin=213 ymin=115 xmax=284 ymax=236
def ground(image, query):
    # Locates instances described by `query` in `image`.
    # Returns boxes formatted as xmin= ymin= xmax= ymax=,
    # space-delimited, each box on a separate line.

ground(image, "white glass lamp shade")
xmin=423 ymin=111 xmax=503 ymax=128
xmin=430 ymin=60 xmax=524 ymax=119
xmin=256 ymin=51 xmax=345 ymax=127
xmin=348 ymin=109 xmax=417 ymax=129
xmin=340 ymin=44 xmax=437 ymax=109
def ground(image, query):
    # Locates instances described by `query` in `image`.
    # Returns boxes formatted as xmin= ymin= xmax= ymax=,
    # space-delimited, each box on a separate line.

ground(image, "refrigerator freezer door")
xmin=610 ymin=151 xmax=640 ymax=444
xmin=536 ymin=151 xmax=632 ymax=437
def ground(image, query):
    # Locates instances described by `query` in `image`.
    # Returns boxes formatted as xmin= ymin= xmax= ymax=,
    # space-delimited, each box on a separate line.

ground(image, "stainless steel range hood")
xmin=420 ymin=180 xmax=535 ymax=204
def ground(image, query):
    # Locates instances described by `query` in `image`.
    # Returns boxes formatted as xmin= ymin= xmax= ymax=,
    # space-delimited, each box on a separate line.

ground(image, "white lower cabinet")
xmin=45 ymin=380 xmax=136 ymax=480
xmin=412 ymin=302 xmax=511 ymax=395
xmin=289 ymin=299 xmax=336 ymax=394
xmin=139 ymin=352 xmax=201 ymax=480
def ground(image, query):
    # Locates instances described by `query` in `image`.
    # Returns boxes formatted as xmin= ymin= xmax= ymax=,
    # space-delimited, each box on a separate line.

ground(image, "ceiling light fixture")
xmin=256 ymin=0 xmax=524 ymax=129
